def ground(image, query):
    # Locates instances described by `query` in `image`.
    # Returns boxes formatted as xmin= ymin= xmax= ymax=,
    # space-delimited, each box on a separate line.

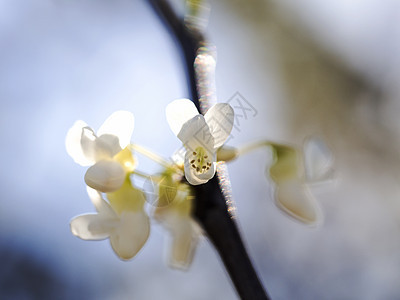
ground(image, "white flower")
xmin=65 ymin=111 xmax=135 ymax=192
xmin=166 ymin=99 xmax=234 ymax=185
xmin=269 ymin=144 xmax=319 ymax=225
xmin=154 ymin=183 xmax=202 ymax=270
xmin=70 ymin=182 xmax=150 ymax=260
xmin=269 ymin=139 xmax=333 ymax=225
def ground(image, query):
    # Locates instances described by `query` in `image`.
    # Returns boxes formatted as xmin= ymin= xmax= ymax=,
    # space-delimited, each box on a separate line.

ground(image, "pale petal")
xmin=275 ymin=180 xmax=320 ymax=225
xmin=80 ymin=126 xmax=98 ymax=163
xmin=94 ymin=134 xmax=122 ymax=160
xmin=84 ymin=160 xmax=125 ymax=193
xmin=204 ymin=103 xmax=234 ymax=148
xmin=178 ymin=115 xmax=214 ymax=153
xmin=184 ymin=150 xmax=216 ymax=185
xmin=166 ymin=99 xmax=199 ymax=136
xmin=304 ymin=137 xmax=334 ymax=183
xmin=169 ymin=221 xmax=199 ymax=270
xmin=155 ymin=209 xmax=200 ymax=270
xmin=97 ymin=111 xmax=134 ymax=149
xmin=70 ymin=214 xmax=117 ymax=240
xmin=86 ymin=186 xmax=117 ymax=217
xmin=110 ymin=211 xmax=150 ymax=260
xmin=65 ymin=120 xmax=95 ymax=166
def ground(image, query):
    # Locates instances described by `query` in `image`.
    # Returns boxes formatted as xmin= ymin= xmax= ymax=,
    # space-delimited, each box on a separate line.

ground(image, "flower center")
xmin=189 ymin=147 xmax=212 ymax=174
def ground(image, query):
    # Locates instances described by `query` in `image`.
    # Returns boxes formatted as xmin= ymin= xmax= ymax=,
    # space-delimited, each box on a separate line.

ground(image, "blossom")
xmin=153 ymin=180 xmax=202 ymax=269
xmin=269 ymin=138 xmax=333 ymax=225
xmin=70 ymin=180 xmax=150 ymax=260
xmin=166 ymin=99 xmax=234 ymax=185
xmin=65 ymin=111 xmax=135 ymax=192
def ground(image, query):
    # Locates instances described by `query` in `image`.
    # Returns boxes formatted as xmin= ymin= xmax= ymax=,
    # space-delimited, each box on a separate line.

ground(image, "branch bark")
xmin=147 ymin=1 xmax=270 ymax=299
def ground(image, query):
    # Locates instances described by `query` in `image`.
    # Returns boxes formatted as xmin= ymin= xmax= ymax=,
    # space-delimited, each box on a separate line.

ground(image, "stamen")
xmin=189 ymin=146 xmax=212 ymax=174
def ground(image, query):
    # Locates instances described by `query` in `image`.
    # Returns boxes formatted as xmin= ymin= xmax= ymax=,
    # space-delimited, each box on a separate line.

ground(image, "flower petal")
xmin=97 ymin=111 xmax=134 ymax=149
xmin=86 ymin=186 xmax=117 ymax=218
xmin=166 ymin=99 xmax=199 ymax=136
xmin=80 ymin=126 xmax=98 ymax=163
xmin=168 ymin=220 xmax=199 ymax=270
xmin=204 ymin=103 xmax=234 ymax=148
xmin=154 ymin=207 xmax=201 ymax=270
xmin=84 ymin=160 xmax=126 ymax=193
xmin=109 ymin=211 xmax=150 ymax=260
xmin=94 ymin=134 xmax=122 ymax=160
xmin=178 ymin=115 xmax=214 ymax=153
xmin=70 ymin=214 xmax=117 ymax=240
xmin=65 ymin=120 xmax=95 ymax=166
xmin=275 ymin=180 xmax=320 ymax=225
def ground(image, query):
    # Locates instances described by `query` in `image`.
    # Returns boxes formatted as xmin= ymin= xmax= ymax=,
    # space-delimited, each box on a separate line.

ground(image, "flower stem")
xmin=132 ymin=169 xmax=155 ymax=180
xmin=238 ymin=140 xmax=272 ymax=156
xmin=147 ymin=1 xmax=270 ymax=299
xmin=130 ymin=144 xmax=172 ymax=169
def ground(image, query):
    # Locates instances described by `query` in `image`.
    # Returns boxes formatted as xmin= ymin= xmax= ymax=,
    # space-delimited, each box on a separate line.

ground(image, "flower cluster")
xmin=66 ymin=101 xmax=233 ymax=267
xmin=66 ymin=100 xmax=332 ymax=267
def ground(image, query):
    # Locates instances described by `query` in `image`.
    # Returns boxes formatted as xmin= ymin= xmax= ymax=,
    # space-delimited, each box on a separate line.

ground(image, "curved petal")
xmin=166 ymin=99 xmax=199 ymax=136
xmin=97 ymin=111 xmax=134 ymax=149
xmin=154 ymin=207 xmax=200 ymax=270
xmin=178 ymin=115 xmax=214 ymax=153
xmin=70 ymin=214 xmax=117 ymax=240
xmin=110 ymin=211 xmax=150 ymax=260
xmin=80 ymin=126 xmax=98 ymax=163
xmin=275 ymin=180 xmax=320 ymax=225
xmin=169 ymin=220 xmax=199 ymax=270
xmin=184 ymin=150 xmax=216 ymax=185
xmin=94 ymin=134 xmax=122 ymax=160
xmin=86 ymin=186 xmax=117 ymax=218
xmin=84 ymin=160 xmax=126 ymax=193
xmin=204 ymin=103 xmax=234 ymax=148
xmin=65 ymin=120 xmax=95 ymax=166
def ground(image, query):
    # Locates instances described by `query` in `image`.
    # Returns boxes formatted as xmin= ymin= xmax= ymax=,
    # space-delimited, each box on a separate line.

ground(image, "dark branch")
xmin=147 ymin=1 xmax=270 ymax=299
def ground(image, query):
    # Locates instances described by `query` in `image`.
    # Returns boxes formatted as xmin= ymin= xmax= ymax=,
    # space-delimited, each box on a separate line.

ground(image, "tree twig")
xmin=147 ymin=1 xmax=270 ymax=299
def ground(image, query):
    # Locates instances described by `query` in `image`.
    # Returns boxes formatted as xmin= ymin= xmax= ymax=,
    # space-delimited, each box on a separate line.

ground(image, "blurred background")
xmin=1 ymin=0 xmax=400 ymax=299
